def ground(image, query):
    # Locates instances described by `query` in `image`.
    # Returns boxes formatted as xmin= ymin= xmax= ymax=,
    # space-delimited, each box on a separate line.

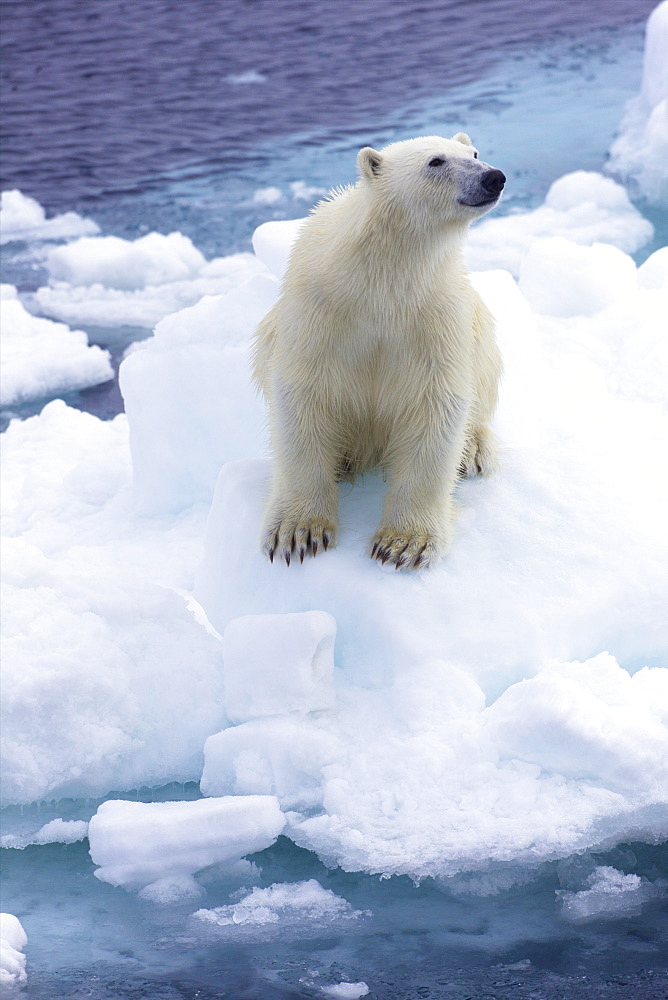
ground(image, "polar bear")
xmin=253 ymin=133 xmax=504 ymax=570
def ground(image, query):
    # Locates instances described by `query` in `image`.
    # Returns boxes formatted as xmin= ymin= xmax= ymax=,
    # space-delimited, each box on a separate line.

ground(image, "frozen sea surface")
xmin=1 ymin=1 xmax=668 ymax=997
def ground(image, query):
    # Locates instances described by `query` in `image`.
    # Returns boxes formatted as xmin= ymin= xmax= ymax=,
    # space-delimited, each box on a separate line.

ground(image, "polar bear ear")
xmin=358 ymin=147 xmax=383 ymax=179
xmin=452 ymin=132 xmax=473 ymax=146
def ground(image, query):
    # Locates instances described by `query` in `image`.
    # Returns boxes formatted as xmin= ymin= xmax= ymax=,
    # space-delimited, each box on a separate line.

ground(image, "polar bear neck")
xmin=290 ymin=183 xmax=471 ymax=312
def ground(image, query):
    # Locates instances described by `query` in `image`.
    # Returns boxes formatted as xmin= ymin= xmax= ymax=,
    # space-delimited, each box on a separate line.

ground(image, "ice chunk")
xmin=1 ymin=818 xmax=89 ymax=849
xmin=35 ymin=237 xmax=267 ymax=329
xmin=518 ymin=238 xmax=638 ymax=317
xmin=119 ymin=276 xmax=277 ymax=512
xmin=0 ymin=913 xmax=27 ymax=986
xmin=485 ymin=653 xmax=668 ymax=791
xmin=1 ymin=402 xmax=227 ymax=806
xmin=138 ymin=875 xmax=204 ymax=905
xmin=0 ymin=284 xmax=113 ymax=406
xmin=222 ymin=611 xmax=336 ymax=724
xmin=466 ymin=171 xmax=653 ymax=276
xmin=558 ymin=865 xmax=666 ymax=923
xmin=253 ymin=186 xmax=283 ymax=205
xmin=47 ymin=232 xmax=206 ymax=290
xmin=0 ymin=189 xmax=99 ymax=245
xmin=88 ymin=795 xmax=285 ymax=889
xmin=201 ymin=716 xmax=342 ymax=810
xmin=252 ymin=218 xmax=306 ymax=280
xmin=607 ymin=0 xmax=668 ymax=204
xmin=638 ymin=245 xmax=668 ymax=290
xmin=192 ymin=879 xmax=366 ymax=940
xmin=322 ymin=985 xmax=370 ymax=1000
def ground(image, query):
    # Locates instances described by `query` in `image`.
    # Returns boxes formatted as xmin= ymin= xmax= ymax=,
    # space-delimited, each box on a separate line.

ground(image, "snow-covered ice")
xmin=0 ymin=284 xmax=113 ymax=406
xmin=465 ymin=171 xmax=653 ymax=276
xmin=88 ymin=795 xmax=285 ymax=889
xmin=0 ymin=913 xmax=27 ymax=986
xmin=1 ymin=401 xmax=225 ymax=806
xmin=222 ymin=611 xmax=336 ymax=723
xmin=557 ymin=865 xmax=666 ymax=923
xmin=192 ymin=878 xmax=367 ymax=940
xmin=33 ymin=229 xmax=269 ymax=329
xmin=607 ymin=0 xmax=668 ymax=204
xmin=2 ymin=182 xmax=667 ymax=887
xmin=0 ymin=189 xmax=99 ymax=245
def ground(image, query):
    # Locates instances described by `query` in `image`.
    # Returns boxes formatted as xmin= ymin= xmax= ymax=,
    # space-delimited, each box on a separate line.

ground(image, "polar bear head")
xmin=357 ymin=133 xmax=505 ymax=231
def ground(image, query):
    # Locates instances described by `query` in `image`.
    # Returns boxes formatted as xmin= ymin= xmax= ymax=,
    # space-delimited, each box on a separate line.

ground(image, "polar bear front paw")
xmin=370 ymin=530 xmax=441 ymax=571
xmin=263 ymin=517 xmax=338 ymax=566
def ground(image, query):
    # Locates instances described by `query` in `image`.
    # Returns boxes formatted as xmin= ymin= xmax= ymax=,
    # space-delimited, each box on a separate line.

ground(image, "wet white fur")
xmin=253 ymin=134 xmax=502 ymax=569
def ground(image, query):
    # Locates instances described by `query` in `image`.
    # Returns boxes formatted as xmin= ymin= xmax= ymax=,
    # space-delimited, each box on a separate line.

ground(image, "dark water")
xmin=1 ymin=0 xmax=657 ymax=217
xmin=3 ymin=833 xmax=668 ymax=1000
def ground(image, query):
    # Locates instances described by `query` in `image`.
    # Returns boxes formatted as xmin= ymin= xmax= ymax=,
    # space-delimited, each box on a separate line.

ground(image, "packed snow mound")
xmin=192 ymin=879 xmax=367 ymax=940
xmin=119 ymin=272 xmax=277 ymax=512
xmin=33 ymin=229 xmax=270 ymax=329
xmin=0 ymin=401 xmax=226 ymax=806
xmin=0 ymin=913 xmax=27 ymax=986
xmin=466 ymin=171 xmax=653 ymax=275
xmin=0 ymin=189 xmax=99 ymax=245
xmin=0 ymin=284 xmax=113 ymax=406
xmin=88 ymin=795 xmax=285 ymax=889
xmin=607 ymin=0 xmax=668 ymax=204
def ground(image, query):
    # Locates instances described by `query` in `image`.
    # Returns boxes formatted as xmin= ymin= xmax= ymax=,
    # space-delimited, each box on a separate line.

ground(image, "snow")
xmin=1 ymin=401 xmax=225 ymax=806
xmin=2 ymin=818 xmax=88 ymax=849
xmin=192 ymin=879 xmax=367 ymax=940
xmin=517 ymin=238 xmax=638 ymax=317
xmin=557 ymin=865 xmax=666 ymax=923
xmin=252 ymin=217 xmax=305 ymax=282
xmin=119 ymin=273 xmax=276 ymax=512
xmin=88 ymin=795 xmax=285 ymax=889
xmin=607 ymin=0 xmax=668 ymax=204
xmin=34 ymin=231 xmax=268 ymax=329
xmin=222 ymin=611 xmax=336 ymax=724
xmin=466 ymin=171 xmax=653 ymax=276
xmin=0 ymin=913 xmax=27 ymax=986
xmin=0 ymin=284 xmax=113 ymax=406
xmin=1 ymin=3 xmax=667 ymax=919
xmin=322 ymin=984 xmax=369 ymax=1000
xmin=0 ymin=189 xmax=99 ymax=245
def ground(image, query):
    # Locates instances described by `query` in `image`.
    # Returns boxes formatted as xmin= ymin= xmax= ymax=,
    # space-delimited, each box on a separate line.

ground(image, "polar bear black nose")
xmin=481 ymin=169 xmax=506 ymax=195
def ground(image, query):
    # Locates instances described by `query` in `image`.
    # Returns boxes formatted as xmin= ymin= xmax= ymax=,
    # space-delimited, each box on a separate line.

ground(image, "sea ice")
xmin=557 ymin=865 xmax=667 ymax=923
xmin=0 ymin=284 xmax=113 ymax=406
xmin=518 ymin=238 xmax=638 ymax=317
xmin=0 ymin=401 xmax=227 ymax=805
xmin=119 ymin=272 xmax=277 ymax=512
xmin=0 ymin=189 xmax=99 ymax=245
xmin=33 ymin=231 xmax=269 ymax=329
xmin=0 ymin=913 xmax=27 ymax=986
xmin=322 ymin=984 xmax=370 ymax=1000
xmin=192 ymin=879 xmax=366 ymax=941
xmin=222 ymin=611 xmax=336 ymax=724
xmin=88 ymin=795 xmax=285 ymax=889
xmin=607 ymin=0 xmax=668 ymax=204
xmin=465 ymin=171 xmax=654 ymax=275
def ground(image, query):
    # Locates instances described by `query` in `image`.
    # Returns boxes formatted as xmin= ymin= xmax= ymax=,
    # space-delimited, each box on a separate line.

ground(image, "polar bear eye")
xmin=473 ymin=151 xmax=479 ymax=158
xmin=428 ymin=156 xmax=445 ymax=167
